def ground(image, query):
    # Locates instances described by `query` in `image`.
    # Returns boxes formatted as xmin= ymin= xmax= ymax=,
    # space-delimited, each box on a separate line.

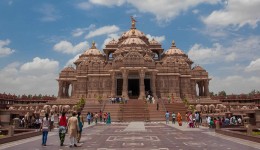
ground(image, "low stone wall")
xmin=215 ymin=128 xmax=260 ymax=143
xmin=0 ymin=129 xmax=41 ymax=144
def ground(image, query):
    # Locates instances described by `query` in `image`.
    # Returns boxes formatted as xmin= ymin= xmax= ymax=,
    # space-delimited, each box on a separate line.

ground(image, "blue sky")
xmin=0 ymin=0 xmax=260 ymax=96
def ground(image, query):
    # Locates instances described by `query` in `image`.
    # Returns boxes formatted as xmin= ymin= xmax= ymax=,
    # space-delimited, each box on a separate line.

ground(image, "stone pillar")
xmin=65 ymin=83 xmax=69 ymax=98
xmin=71 ymin=82 xmax=74 ymax=97
xmin=110 ymin=71 xmax=116 ymax=97
xmin=151 ymin=71 xmax=158 ymax=99
xmin=204 ymin=80 xmax=209 ymax=97
xmin=122 ymin=69 xmax=129 ymax=100
xmin=198 ymin=82 xmax=202 ymax=96
xmin=138 ymin=69 xmax=146 ymax=100
xmin=58 ymin=81 xmax=63 ymax=98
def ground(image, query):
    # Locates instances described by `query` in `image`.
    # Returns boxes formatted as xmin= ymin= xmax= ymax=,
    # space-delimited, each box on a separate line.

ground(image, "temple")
xmin=57 ymin=18 xmax=211 ymax=101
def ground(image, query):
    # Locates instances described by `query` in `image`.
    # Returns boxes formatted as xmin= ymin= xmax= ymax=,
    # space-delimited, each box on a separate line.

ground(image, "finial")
xmin=131 ymin=16 xmax=137 ymax=29
xmin=172 ymin=40 xmax=176 ymax=47
xmin=91 ymin=41 xmax=96 ymax=48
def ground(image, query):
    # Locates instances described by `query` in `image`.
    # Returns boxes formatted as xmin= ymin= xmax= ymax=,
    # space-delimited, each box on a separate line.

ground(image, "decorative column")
xmin=204 ymin=80 xmax=209 ymax=97
xmin=122 ymin=69 xmax=129 ymax=100
xmin=199 ymin=82 xmax=203 ymax=96
xmin=110 ymin=71 xmax=116 ymax=97
xmin=151 ymin=71 xmax=158 ymax=99
xmin=58 ymin=81 xmax=63 ymax=98
xmin=138 ymin=69 xmax=146 ymax=100
xmin=65 ymin=83 xmax=69 ymax=98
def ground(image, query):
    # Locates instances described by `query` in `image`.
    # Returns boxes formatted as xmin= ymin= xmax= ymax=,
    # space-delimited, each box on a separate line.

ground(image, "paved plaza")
xmin=0 ymin=122 xmax=259 ymax=150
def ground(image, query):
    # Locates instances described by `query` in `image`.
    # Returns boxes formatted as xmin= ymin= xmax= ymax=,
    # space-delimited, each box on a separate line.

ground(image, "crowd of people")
xmin=165 ymin=110 xmax=244 ymax=129
xmin=35 ymin=110 xmax=111 ymax=147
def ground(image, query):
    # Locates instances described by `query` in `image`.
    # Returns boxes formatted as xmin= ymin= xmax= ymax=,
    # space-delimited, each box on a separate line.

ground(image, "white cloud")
xmin=87 ymin=0 xmax=219 ymax=23
xmin=192 ymin=9 xmax=199 ymax=14
xmin=89 ymin=0 xmax=126 ymax=7
xmin=38 ymin=4 xmax=61 ymax=22
xmin=0 ymin=57 xmax=59 ymax=95
xmin=53 ymin=41 xmax=88 ymax=54
xmin=188 ymin=36 xmax=260 ymax=64
xmin=77 ymin=2 xmax=92 ymax=10
xmin=146 ymin=34 xmax=165 ymax=43
xmin=20 ymin=57 xmax=59 ymax=75
xmin=245 ymin=58 xmax=260 ymax=72
xmin=85 ymin=25 xmax=120 ymax=39
xmin=102 ymin=33 xmax=120 ymax=49
xmin=71 ymin=24 xmax=96 ymax=37
xmin=202 ymin=0 xmax=260 ymax=28
xmin=0 ymin=39 xmax=15 ymax=57
xmin=210 ymin=75 xmax=260 ymax=94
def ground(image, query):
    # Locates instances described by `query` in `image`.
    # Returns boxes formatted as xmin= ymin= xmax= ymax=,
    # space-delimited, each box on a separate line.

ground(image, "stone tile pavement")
xmin=0 ymin=121 xmax=259 ymax=150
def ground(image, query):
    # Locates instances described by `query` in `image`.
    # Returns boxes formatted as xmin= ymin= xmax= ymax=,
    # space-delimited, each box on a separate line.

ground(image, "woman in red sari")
xmin=177 ymin=112 xmax=182 ymax=126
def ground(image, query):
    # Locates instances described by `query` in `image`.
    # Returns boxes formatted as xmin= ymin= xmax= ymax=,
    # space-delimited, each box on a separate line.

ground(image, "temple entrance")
xmin=128 ymin=79 xmax=139 ymax=99
xmin=116 ymin=79 xmax=123 ymax=96
xmin=144 ymin=79 xmax=151 ymax=94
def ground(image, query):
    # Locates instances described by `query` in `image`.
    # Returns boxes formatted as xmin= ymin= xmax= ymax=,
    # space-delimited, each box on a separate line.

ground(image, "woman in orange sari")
xmin=177 ymin=112 xmax=182 ymax=126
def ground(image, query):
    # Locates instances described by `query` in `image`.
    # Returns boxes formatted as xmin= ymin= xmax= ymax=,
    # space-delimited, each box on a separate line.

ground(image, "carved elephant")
xmin=241 ymin=106 xmax=248 ymax=110
xmin=216 ymin=104 xmax=227 ymax=112
xmin=215 ymin=109 xmax=221 ymax=113
xmin=43 ymin=105 xmax=51 ymax=113
xmin=208 ymin=104 xmax=215 ymax=113
xmin=62 ymin=105 xmax=70 ymax=113
xmin=203 ymin=105 xmax=209 ymax=113
xmin=29 ymin=106 xmax=34 ymax=111
xmin=51 ymin=105 xmax=58 ymax=113
xmin=8 ymin=106 xmax=16 ymax=110
xmin=195 ymin=104 xmax=204 ymax=113
xmin=58 ymin=105 xmax=63 ymax=113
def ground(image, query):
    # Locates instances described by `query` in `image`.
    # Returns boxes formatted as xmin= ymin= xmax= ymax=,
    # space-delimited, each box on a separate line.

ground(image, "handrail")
xmin=101 ymin=100 xmax=108 ymax=113
xmin=159 ymin=98 xmax=167 ymax=112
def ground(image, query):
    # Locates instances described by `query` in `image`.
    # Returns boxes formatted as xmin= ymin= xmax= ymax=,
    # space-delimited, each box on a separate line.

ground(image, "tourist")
xmin=67 ymin=112 xmax=79 ymax=147
xmin=165 ymin=111 xmax=170 ymax=124
xmin=106 ymin=112 xmax=111 ymax=124
xmin=172 ymin=111 xmax=176 ymax=124
xmin=238 ymin=117 xmax=242 ymax=125
xmin=177 ymin=112 xmax=182 ymax=126
xmin=94 ymin=112 xmax=99 ymax=124
xmin=207 ymin=116 xmax=211 ymax=127
xmin=77 ymin=112 xmax=84 ymax=143
xmin=103 ymin=112 xmax=107 ymax=123
xmin=195 ymin=112 xmax=200 ymax=128
xmin=86 ymin=112 xmax=91 ymax=125
xmin=188 ymin=112 xmax=194 ymax=128
xmin=40 ymin=113 xmax=50 ymax=146
xmin=209 ymin=118 xmax=214 ymax=128
xmin=58 ymin=112 xmax=67 ymax=146
xmin=50 ymin=112 xmax=54 ymax=131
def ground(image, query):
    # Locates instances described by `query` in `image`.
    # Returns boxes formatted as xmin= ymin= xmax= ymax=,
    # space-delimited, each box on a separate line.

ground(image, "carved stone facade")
xmin=57 ymin=20 xmax=211 ymax=101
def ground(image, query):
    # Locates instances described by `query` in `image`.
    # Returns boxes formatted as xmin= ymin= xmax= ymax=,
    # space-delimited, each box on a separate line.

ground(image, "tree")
xmin=218 ymin=91 xmax=226 ymax=96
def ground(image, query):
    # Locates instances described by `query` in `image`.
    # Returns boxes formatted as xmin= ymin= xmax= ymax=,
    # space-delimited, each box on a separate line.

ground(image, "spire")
xmin=171 ymin=40 xmax=176 ymax=47
xmin=131 ymin=16 xmax=137 ymax=29
xmin=91 ymin=41 xmax=96 ymax=49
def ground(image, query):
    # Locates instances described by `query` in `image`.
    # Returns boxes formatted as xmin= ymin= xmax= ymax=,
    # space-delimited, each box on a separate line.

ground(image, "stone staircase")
xmin=81 ymin=99 xmax=187 ymax=122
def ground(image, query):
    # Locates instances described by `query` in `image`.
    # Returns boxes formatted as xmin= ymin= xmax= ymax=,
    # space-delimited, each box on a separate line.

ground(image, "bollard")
xmin=246 ymin=124 xmax=252 ymax=135
xmin=216 ymin=121 xmax=220 ymax=129
xmin=8 ymin=126 xmax=14 ymax=137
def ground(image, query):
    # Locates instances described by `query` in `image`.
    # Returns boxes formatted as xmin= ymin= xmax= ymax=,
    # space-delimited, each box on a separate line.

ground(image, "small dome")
xmin=150 ymin=38 xmax=160 ymax=45
xmin=192 ymin=65 xmax=205 ymax=71
xmin=107 ymin=38 xmax=118 ymax=45
xmin=83 ymin=42 xmax=103 ymax=56
xmin=121 ymin=37 xmax=147 ymax=46
xmin=61 ymin=66 xmax=75 ymax=72
xmin=122 ymin=29 xmax=146 ymax=38
xmin=164 ymin=40 xmax=184 ymax=55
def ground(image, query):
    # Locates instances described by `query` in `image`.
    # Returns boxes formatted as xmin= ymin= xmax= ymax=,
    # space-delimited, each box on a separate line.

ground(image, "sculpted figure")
xmin=195 ymin=104 xmax=203 ymax=113
xmin=208 ymin=104 xmax=215 ymax=113
xmin=203 ymin=105 xmax=208 ymax=113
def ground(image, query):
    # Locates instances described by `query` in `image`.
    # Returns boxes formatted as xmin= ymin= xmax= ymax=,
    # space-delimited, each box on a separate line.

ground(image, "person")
xmin=94 ymin=112 xmax=99 ymax=124
xmin=77 ymin=112 xmax=84 ymax=143
xmin=50 ymin=112 xmax=54 ymax=131
xmin=87 ymin=112 xmax=91 ymax=125
xmin=103 ymin=112 xmax=107 ymax=123
xmin=165 ymin=111 xmax=170 ymax=124
xmin=40 ymin=113 xmax=50 ymax=146
xmin=172 ymin=112 xmax=176 ymax=124
xmin=106 ymin=112 xmax=111 ymax=124
xmin=67 ymin=112 xmax=79 ymax=147
xmin=58 ymin=112 xmax=67 ymax=146
xmin=237 ymin=117 xmax=242 ymax=125
xmin=195 ymin=112 xmax=200 ymax=128
xmin=188 ymin=112 xmax=193 ymax=128
xmin=177 ymin=112 xmax=182 ymax=126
